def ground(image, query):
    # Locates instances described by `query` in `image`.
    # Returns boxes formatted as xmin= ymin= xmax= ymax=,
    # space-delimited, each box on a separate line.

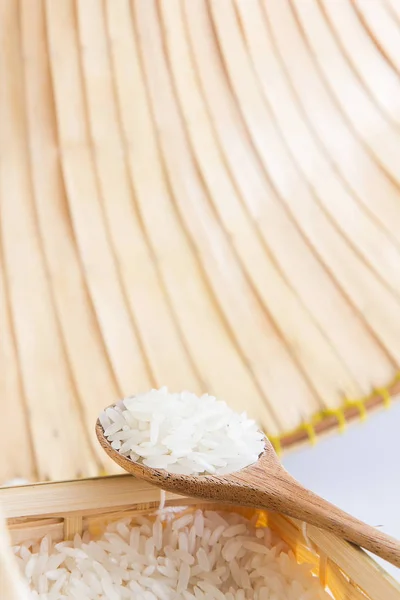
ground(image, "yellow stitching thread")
xmin=269 ymin=436 xmax=282 ymax=456
xmin=269 ymin=373 xmax=399 ymax=451
xmin=318 ymin=408 xmax=346 ymax=433
xmin=374 ymin=387 xmax=392 ymax=409
xmin=302 ymin=421 xmax=317 ymax=445
xmin=343 ymin=398 xmax=368 ymax=421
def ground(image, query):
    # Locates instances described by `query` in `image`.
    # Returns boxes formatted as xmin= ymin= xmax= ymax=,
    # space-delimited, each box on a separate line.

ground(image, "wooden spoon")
xmin=96 ymin=420 xmax=400 ymax=568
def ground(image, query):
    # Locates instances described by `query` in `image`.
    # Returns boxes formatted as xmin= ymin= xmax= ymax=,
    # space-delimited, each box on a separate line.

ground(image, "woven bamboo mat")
xmin=1 ymin=0 xmax=400 ymax=483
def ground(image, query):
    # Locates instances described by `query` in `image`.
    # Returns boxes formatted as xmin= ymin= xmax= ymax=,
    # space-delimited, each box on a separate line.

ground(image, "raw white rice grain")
xmin=194 ymin=511 xmax=204 ymax=537
xmin=101 ymin=575 xmax=119 ymax=600
xmin=230 ymin=559 xmax=243 ymax=587
xmin=240 ymin=569 xmax=251 ymax=589
xmin=188 ymin=526 xmax=196 ymax=555
xmin=177 ymin=562 xmax=191 ymax=593
xmin=159 ymin=490 xmax=166 ymax=511
xmin=223 ymin=524 xmax=247 ymax=538
xmin=45 ymin=569 xmax=67 ymax=581
xmin=222 ymin=540 xmax=242 ymax=562
xmin=153 ymin=521 xmax=163 ymax=551
xmin=103 ymin=422 xmax=122 ymax=437
xmin=193 ymin=586 xmax=204 ymax=599
xmin=98 ymin=411 xmax=111 ymax=430
xmin=196 ymin=547 xmax=210 ymax=571
xmin=179 ymin=531 xmax=189 ymax=553
xmin=205 ymin=511 xmax=229 ymax=527
xmin=143 ymin=456 xmax=178 ymax=469
xmin=174 ymin=549 xmax=195 ymax=565
xmin=201 ymin=528 xmax=212 ymax=547
xmin=242 ymin=541 xmax=270 ymax=555
xmin=197 ymin=580 xmax=226 ymax=600
xmin=172 ymin=514 xmax=193 ymax=531
xmin=208 ymin=525 xmax=225 ymax=546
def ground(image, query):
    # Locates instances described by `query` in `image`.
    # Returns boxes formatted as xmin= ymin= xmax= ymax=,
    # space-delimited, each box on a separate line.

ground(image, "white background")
xmin=283 ymin=401 xmax=400 ymax=580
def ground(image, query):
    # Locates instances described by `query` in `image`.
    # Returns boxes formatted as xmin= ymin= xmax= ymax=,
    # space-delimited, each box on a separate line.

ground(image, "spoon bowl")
xmin=96 ymin=418 xmax=400 ymax=568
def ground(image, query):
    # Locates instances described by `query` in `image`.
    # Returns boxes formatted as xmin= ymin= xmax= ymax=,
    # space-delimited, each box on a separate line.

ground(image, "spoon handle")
xmin=267 ymin=470 xmax=400 ymax=568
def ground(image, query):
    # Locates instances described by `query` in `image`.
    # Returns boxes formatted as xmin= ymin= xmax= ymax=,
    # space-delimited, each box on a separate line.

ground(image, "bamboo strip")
xmin=327 ymin=562 xmax=370 ymax=600
xmin=353 ymin=0 xmax=400 ymax=76
xmin=63 ymin=515 xmax=83 ymax=540
xmin=319 ymin=0 xmax=400 ymax=127
xmin=318 ymin=552 xmax=328 ymax=588
xmin=9 ymin=521 xmax=64 ymax=546
xmin=0 ymin=476 xmax=184 ymax=520
xmin=266 ymin=512 xmax=320 ymax=572
xmin=0 ymin=245 xmax=36 ymax=482
xmin=385 ymin=0 xmax=400 ymax=24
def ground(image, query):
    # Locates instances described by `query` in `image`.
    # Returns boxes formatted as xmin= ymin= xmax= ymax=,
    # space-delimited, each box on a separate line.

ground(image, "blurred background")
xmin=1 ymin=0 xmax=400 ymax=576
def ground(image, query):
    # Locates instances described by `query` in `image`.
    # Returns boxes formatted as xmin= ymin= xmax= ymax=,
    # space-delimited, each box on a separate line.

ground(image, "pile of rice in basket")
xmin=13 ymin=496 xmax=329 ymax=599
